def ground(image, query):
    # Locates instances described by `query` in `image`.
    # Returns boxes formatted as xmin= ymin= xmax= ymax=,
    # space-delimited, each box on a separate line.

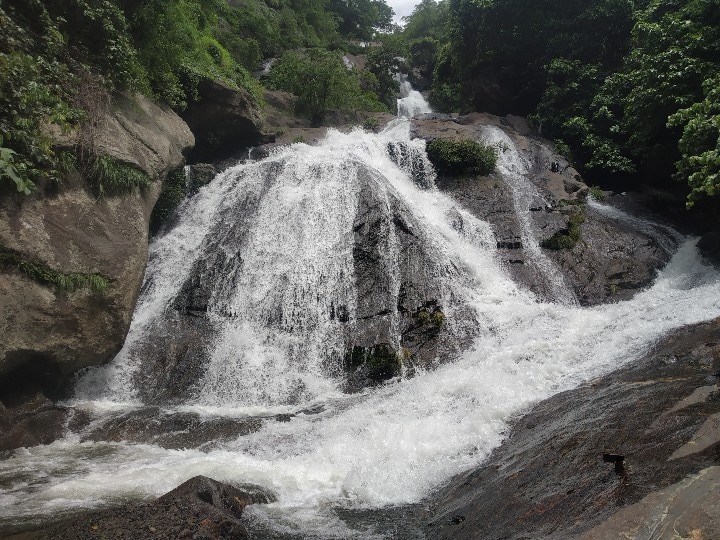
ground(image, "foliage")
xmin=267 ymin=49 xmax=386 ymax=125
xmin=668 ymin=73 xmax=720 ymax=205
xmin=426 ymin=139 xmax=497 ymax=176
xmin=150 ymin=166 xmax=187 ymax=233
xmin=541 ymin=208 xmax=586 ymax=250
xmin=589 ymin=186 xmax=607 ymax=201
xmin=0 ymin=4 xmax=79 ymax=194
xmin=330 ymin=0 xmax=394 ymax=39
xmin=366 ymin=43 xmax=406 ymax=110
xmin=83 ymin=154 xmax=152 ymax=197
xmin=0 ymin=245 xmax=110 ymax=293
xmin=404 ymin=0 xmax=720 ymax=205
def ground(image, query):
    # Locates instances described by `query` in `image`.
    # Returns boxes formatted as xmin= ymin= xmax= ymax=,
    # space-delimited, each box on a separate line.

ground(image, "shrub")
xmin=267 ymin=48 xmax=386 ymax=126
xmin=426 ymin=138 xmax=497 ymax=176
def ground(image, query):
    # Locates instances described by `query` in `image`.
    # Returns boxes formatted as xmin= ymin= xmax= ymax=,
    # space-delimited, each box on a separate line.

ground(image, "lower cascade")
xmin=2 ymin=116 xmax=720 ymax=537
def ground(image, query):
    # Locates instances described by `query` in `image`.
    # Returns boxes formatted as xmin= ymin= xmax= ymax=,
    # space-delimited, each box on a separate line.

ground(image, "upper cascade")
xmin=397 ymin=75 xmax=432 ymax=118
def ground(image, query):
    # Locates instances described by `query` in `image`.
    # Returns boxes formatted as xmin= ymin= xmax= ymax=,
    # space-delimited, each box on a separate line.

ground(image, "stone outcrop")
xmin=0 ymin=93 xmax=194 ymax=449
xmin=427 ymin=318 xmax=720 ymax=539
xmin=12 ymin=476 xmax=275 ymax=540
xmin=411 ymin=113 xmax=671 ymax=305
xmin=181 ymin=79 xmax=264 ymax=163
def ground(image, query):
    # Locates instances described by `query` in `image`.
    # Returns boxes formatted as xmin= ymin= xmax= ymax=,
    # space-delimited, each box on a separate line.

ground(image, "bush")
xmin=267 ymin=49 xmax=386 ymax=126
xmin=426 ymin=138 xmax=497 ymax=176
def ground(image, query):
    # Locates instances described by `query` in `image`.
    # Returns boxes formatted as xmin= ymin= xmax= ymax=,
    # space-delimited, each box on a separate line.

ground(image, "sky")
xmin=387 ymin=0 xmax=420 ymax=25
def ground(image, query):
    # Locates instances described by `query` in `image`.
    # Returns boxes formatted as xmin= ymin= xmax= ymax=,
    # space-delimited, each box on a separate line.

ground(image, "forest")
xmin=1 ymin=0 xmax=718 ymax=208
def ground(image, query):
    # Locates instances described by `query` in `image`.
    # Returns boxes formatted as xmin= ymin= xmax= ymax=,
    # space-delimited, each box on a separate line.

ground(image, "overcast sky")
xmin=387 ymin=0 xmax=420 ymax=25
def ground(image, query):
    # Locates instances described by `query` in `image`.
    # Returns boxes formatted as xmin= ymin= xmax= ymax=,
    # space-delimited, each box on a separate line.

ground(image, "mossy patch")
xmin=0 ymin=245 xmax=110 ymax=293
xmin=150 ymin=166 xmax=186 ymax=233
xmin=343 ymin=344 xmax=402 ymax=382
xmin=541 ymin=208 xmax=586 ymax=250
xmin=426 ymin=138 xmax=497 ymax=176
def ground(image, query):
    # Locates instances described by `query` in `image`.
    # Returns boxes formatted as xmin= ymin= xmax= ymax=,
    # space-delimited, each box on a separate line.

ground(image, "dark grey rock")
xmin=0 ymin=93 xmax=194 ymax=449
xmin=427 ymin=318 xmax=720 ymax=539
xmin=14 ymin=476 xmax=274 ymax=540
xmin=187 ymin=163 xmax=217 ymax=196
xmin=182 ymin=79 xmax=264 ymax=163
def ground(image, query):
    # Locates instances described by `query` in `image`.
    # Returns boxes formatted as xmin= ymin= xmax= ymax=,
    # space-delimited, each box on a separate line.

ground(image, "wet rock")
xmin=343 ymin=344 xmax=402 ymax=388
xmin=0 ymin=394 xmax=69 ymax=451
xmin=18 ymin=476 xmax=274 ymax=540
xmin=411 ymin=113 xmax=670 ymax=305
xmin=580 ymin=466 xmax=720 ymax=539
xmin=428 ymin=318 xmax=720 ymax=539
xmin=75 ymin=407 xmax=262 ymax=450
xmin=187 ymin=164 xmax=217 ymax=196
xmin=698 ymin=230 xmax=720 ymax=266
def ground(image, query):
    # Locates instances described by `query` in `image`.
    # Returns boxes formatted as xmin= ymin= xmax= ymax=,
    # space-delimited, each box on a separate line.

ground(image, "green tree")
xmin=268 ymin=48 xmax=386 ymax=125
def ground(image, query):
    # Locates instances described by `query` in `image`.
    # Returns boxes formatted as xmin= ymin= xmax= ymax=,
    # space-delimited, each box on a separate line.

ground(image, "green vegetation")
xmin=426 ymin=139 xmax=497 ymax=176
xmin=396 ymin=0 xmax=720 ymax=208
xmin=0 ymin=245 xmax=110 ymax=293
xmin=267 ymin=49 xmax=387 ymax=125
xmin=83 ymin=154 xmax=152 ymax=197
xmin=1 ymin=0 xmax=398 ymax=195
xmin=541 ymin=209 xmax=586 ymax=250
xmin=343 ymin=344 xmax=402 ymax=382
xmin=589 ymin=186 xmax=607 ymax=202
xmin=150 ymin=167 xmax=187 ymax=233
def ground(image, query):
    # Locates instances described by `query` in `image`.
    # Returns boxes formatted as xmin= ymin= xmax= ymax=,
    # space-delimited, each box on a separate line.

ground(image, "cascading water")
xmin=2 ymin=98 xmax=720 ymax=537
xmin=479 ymin=125 xmax=578 ymax=304
xmin=397 ymin=74 xmax=432 ymax=118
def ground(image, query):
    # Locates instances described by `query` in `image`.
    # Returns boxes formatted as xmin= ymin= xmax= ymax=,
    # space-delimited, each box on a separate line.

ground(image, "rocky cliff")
xmin=0 ymin=93 xmax=193 ymax=449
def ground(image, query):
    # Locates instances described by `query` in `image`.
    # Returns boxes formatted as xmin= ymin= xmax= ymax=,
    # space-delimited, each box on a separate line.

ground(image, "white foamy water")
xmin=1 ymin=116 xmax=720 ymax=537
xmin=480 ymin=125 xmax=577 ymax=304
xmin=397 ymin=75 xmax=432 ymax=118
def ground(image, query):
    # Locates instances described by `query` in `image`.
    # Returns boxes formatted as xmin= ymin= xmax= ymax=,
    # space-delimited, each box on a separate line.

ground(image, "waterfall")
xmin=2 ymin=113 xmax=720 ymax=538
xmin=397 ymin=74 xmax=431 ymax=118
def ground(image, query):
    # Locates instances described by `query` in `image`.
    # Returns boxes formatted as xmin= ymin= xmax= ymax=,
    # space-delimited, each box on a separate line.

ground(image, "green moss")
xmin=150 ymin=166 xmax=186 ymax=234
xmin=343 ymin=344 xmax=402 ymax=382
xmin=0 ymin=245 xmax=110 ymax=293
xmin=589 ymin=185 xmax=607 ymax=201
xmin=426 ymin=138 xmax=497 ymax=176
xmin=84 ymin=153 xmax=152 ymax=197
xmin=541 ymin=208 xmax=586 ymax=250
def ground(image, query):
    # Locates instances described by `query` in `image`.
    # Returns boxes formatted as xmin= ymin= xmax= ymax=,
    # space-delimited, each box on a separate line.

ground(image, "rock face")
xmin=428 ymin=318 xmax=720 ymax=539
xmin=411 ymin=113 xmax=671 ymax=305
xmin=126 ymin=163 xmax=476 ymax=402
xmin=14 ymin=476 xmax=275 ymax=540
xmin=0 ymin=93 xmax=193 ymax=449
xmin=181 ymin=79 xmax=264 ymax=163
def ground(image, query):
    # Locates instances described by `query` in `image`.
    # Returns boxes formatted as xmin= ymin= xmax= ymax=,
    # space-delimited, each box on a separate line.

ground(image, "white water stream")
xmin=1 ymin=98 xmax=720 ymax=537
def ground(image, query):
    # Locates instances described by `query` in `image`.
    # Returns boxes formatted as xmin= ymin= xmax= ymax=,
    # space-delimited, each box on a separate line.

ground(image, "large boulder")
xmin=0 ymin=93 xmax=193 ymax=447
xmin=181 ymin=79 xmax=264 ymax=163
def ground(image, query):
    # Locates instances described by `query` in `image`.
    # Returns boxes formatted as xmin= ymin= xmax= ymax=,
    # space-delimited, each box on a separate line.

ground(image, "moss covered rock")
xmin=426 ymin=138 xmax=497 ymax=176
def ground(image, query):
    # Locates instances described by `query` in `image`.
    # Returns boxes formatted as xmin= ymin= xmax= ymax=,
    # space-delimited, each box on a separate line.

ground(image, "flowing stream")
xmin=1 ymin=91 xmax=720 ymax=537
